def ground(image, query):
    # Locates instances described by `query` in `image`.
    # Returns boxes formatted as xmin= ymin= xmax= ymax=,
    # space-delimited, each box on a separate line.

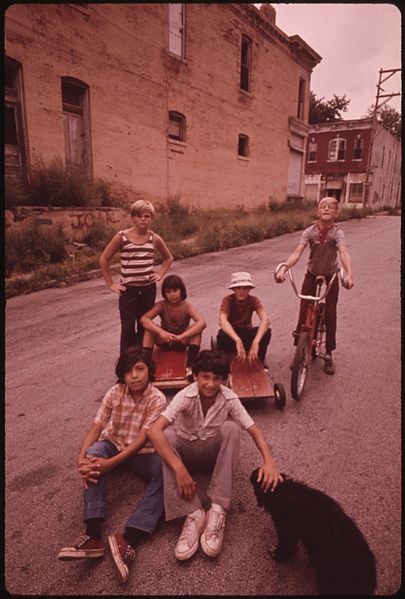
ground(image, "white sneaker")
xmin=175 ymin=509 xmax=206 ymax=561
xmin=200 ymin=503 xmax=226 ymax=558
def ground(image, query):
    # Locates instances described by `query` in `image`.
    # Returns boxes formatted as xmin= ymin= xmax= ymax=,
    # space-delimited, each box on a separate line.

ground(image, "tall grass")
xmin=5 ymin=198 xmax=378 ymax=297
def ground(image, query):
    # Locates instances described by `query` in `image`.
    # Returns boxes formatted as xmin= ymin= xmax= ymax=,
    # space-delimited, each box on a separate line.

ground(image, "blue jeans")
xmin=84 ymin=440 xmax=163 ymax=534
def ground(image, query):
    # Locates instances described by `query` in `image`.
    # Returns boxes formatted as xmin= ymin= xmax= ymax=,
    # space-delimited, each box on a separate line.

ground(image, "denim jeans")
xmin=217 ymin=326 xmax=271 ymax=363
xmin=119 ymin=283 xmax=156 ymax=352
xmin=296 ymin=271 xmax=339 ymax=352
xmin=84 ymin=439 xmax=163 ymax=534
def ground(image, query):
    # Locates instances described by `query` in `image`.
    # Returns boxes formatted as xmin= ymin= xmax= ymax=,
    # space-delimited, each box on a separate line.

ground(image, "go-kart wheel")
xmin=273 ymin=383 xmax=286 ymax=410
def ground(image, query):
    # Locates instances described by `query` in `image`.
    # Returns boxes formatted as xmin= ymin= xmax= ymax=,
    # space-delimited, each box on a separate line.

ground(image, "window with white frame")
xmin=168 ymin=111 xmax=186 ymax=141
xmin=328 ymin=137 xmax=346 ymax=161
xmin=240 ymin=35 xmax=252 ymax=91
xmin=349 ymin=183 xmax=363 ymax=203
xmin=353 ymin=136 xmax=363 ymax=160
xmin=308 ymin=140 xmax=317 ymax=162
xmin=238 ymin=134 xmax=249 ymax=157
xmin=169 ymin=4 xmax=185 ymax=59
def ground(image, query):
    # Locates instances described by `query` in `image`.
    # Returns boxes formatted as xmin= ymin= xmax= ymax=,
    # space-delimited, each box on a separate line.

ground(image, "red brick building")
xmin=5 ymin=3 xmax=321 ymax=209
xmin=304 ymin=118 xmax=401 ymax=208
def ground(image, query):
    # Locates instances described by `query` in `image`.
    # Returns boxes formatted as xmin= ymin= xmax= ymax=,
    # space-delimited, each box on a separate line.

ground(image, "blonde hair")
xmin=130 ymin=200 xmax=155 ymax=217
xmin=318 ymin=196 xmax=339 ymax=208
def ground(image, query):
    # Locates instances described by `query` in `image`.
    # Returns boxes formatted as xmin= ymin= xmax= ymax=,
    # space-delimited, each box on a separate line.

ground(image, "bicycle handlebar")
xmin=274 ymin=263 xmax=345 ymax=301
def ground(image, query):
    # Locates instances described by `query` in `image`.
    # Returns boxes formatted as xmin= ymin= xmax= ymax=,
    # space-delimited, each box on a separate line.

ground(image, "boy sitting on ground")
xmin=147 ymin=350 xmax=283 ymax=561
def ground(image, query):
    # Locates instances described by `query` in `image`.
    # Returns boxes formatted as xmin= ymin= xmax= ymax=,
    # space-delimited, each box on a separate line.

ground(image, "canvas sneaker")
xmin=175 ymin=508 xmax=206 ymax=561
xmin=108 ymin=533 xmax=136 ymax=584
xmin=57 ymin=534 xmax=105 ymax=560
xmin=200 ymin=504 xmax=226 ymax=558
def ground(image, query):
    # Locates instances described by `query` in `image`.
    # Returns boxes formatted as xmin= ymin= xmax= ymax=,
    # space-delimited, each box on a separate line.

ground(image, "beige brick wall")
xmin=5 ymin=3 xmax=320 ymax=210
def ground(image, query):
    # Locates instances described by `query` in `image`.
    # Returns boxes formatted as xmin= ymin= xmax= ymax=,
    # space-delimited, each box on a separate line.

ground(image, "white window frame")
xmin=327 ymin=138 xmax=346 ymax=162
xmin=308 ymin=141 xmax=317 ymax=162
xmin=168 ymin=4 xmax=185 ymax=59
xmin=168 ymin=111 xmax=186 ymax=142
xmin=353 ymin=136 xmax=363 ymax=161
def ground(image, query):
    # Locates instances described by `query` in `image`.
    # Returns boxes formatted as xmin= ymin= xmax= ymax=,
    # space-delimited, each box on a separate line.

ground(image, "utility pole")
xmin=364 ymin=68 xmax=401 ymax=205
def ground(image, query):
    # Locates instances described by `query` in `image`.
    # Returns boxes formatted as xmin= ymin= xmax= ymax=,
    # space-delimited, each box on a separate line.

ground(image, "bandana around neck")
xmin=316 ymin=222 xmax=334 ymax=244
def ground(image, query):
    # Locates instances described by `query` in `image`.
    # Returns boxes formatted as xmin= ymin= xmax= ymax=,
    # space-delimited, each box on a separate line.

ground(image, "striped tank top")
xmin=119 ymin=230 xmax=155 ymax=286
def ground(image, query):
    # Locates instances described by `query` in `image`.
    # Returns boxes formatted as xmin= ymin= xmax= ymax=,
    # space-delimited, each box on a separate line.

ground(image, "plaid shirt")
xmin=95 ymin=383 xmax=166 ymax=453
xmin=161 ymin=382 xmax=254 ymax=441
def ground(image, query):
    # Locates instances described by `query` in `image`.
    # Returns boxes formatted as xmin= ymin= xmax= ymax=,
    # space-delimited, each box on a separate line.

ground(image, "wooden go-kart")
xmin=152 ymin=345 xmax=190 ymax=391
xmin=211 ymin=336 xmax=286 ymax=410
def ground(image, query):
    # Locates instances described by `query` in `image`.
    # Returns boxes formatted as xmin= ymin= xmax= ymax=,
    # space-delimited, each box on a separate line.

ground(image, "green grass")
xmin=5 ymin=201 xmax=379 ymax=298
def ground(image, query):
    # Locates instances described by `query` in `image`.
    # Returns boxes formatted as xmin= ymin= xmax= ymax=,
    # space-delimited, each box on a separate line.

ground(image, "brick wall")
xmin=5 ymin=3 xmax=320 ymax=210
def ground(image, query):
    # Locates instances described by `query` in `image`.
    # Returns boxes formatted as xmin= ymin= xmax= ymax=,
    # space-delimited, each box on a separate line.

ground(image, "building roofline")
xmin=229 ymin=3 xmax=322 ymax=71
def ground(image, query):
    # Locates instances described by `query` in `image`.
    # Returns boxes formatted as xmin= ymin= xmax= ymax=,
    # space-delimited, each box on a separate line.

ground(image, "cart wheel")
xmin=273 ymin=383 xmax=286 ymax=410
xmin=291 ymin=332 xmax=310 ymax=400
xmin=210 ymin=335 xmax=218 ymax=351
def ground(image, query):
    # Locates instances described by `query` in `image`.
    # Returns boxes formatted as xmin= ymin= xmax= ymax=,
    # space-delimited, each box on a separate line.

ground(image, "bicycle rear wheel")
xmin=291 ymin=332 xmax=310 ymax=400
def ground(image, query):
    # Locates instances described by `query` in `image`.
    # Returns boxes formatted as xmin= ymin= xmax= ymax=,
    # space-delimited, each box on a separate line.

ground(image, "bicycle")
xmin=274 ymin=263 xmax=344 ymax=401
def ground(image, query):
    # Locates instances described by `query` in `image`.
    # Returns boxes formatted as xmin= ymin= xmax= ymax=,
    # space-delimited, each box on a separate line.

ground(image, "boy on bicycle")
xmin=274 ymin=196 xmax=353 ymax=375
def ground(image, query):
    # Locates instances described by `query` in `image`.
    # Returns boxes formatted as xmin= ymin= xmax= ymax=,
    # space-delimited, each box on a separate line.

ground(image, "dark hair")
xmin=115 ymin=347 xmax=156 ymax=383
xmin=161 ymin=274 xmax=187 ymax=300
xmin=191 ymin=350 xmax=230 ymax=380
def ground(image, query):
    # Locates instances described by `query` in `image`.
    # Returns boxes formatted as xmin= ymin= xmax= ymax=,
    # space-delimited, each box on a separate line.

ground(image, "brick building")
xmin=304 ymin=118 xmax=401 ymax=209
xmin=5 ymin=3 xmax=321 ymax=209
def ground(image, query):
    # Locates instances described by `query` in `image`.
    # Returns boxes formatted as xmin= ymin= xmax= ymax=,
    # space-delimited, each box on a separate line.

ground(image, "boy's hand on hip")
xmin=343 ymin=276 xmax=353 ymax=289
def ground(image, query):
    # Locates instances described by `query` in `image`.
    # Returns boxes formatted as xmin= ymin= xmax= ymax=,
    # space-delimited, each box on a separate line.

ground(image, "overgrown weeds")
xmin=5 ymin=198 xmax=378 ymax=298
xmin=5 ymin=156 xmax=119 ymax=209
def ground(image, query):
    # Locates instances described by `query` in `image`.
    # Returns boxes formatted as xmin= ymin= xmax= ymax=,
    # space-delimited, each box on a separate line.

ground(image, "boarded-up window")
xmin=168 ymin=111 xmax=185 ymax=141
xmin=240 ymin=35 xmax=252 ymax=91
xmin=297 ymin=78 xmax=306 ymax=120
xmin=169 ymin=4 xmax=185 ymax=58
xmin=238 ymin=134 xmax=249 ymax=157
xmin=5 ymin=57 xmax=26 ymax=182
xmin=61 ymin=77 xmax=91 ymax=175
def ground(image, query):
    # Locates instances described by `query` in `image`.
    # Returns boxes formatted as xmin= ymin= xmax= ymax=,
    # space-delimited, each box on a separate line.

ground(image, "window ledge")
xmin=168 ymin=52 xmax=188 ymax=66
xmin=239 ymin=88 xmax=253 ymax=98
xmin=168 ymin=138 xmax=187 ymax=147
xmin=238 ymin=155 xmax=250 ymax=162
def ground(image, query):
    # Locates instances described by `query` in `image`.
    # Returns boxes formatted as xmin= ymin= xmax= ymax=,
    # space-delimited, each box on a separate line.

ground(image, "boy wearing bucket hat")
xmin=216 ymin=272 xmax=271 ymax=366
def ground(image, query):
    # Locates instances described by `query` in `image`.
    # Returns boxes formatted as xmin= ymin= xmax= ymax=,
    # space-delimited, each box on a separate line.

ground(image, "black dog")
xmin=250 ymin=469 xmax=377 ymax=595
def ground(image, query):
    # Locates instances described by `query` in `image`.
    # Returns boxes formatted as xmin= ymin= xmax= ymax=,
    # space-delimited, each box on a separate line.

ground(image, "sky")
xmin=255 ymin=3 xmax=402 ymax=120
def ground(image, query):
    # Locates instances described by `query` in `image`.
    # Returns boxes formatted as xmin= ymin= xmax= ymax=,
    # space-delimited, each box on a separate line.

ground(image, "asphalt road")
xmin=5 ymin=215 xmax=401 ymax=595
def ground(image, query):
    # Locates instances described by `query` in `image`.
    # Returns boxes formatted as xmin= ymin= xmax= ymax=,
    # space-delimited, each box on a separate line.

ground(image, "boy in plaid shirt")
xmin=58 ymin=348 xmax=166 ymax=584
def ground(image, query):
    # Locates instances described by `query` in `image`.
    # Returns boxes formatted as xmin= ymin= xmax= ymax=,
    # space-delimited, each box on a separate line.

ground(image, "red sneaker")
xmin=58 ymin=534 xmax=104 ymax=560
xmin=108 ymin=533 xmax=136 ymax=583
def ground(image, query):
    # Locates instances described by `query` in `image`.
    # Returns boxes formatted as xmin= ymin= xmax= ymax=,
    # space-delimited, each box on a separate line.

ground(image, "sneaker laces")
xmin=179 ymin=513 xmax=201 ymax=546
xmin=75 ymin=534 xmax=91 ymax=547
xmin=205 ymin=511 xmax=225 ymax=541
xmin=124 ymin=544 xmax=136 ymax=562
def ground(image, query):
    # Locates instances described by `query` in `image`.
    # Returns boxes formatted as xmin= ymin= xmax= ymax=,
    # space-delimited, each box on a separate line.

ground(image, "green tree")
xmin=309 ymin=92 xmax=350 ymax=124
xmin=367 ymin=104 xmax=401 ymax=139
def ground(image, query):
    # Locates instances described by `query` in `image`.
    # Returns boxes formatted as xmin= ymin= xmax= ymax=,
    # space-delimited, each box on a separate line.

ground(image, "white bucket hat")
xmin=228 ymin=271 xmax=255 ymax=289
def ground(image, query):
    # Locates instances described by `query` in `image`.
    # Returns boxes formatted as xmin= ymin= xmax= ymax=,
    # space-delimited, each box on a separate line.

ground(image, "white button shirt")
xmin=161 ymin=382 xmax=254 ymax=441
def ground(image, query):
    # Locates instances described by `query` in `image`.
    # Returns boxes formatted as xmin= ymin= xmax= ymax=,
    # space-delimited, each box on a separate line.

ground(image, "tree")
xmin=367 ymin=104 xmax=401 ymax=139
xmin=309 ymin=92 xmax=350 ymax=124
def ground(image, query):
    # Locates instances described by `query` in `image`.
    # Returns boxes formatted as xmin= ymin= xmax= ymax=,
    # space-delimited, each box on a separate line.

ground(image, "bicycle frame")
xmin=275 ymin=263 xmax=344 ymax=400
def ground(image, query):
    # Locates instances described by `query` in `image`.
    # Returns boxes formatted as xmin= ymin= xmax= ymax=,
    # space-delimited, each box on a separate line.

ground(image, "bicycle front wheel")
xmin=291 ymin=332 xmax=310 ymax=400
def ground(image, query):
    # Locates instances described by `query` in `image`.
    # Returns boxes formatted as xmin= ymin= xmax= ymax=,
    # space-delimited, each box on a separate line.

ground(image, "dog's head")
xmin=250 ymin=468 xmax=286 ymax=507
